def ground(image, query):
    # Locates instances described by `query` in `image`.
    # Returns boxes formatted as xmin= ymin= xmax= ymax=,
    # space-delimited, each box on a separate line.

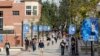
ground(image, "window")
xmin=26 ymin=6 xmax=31 ymax=15
xmin=0 ymin=11 xmax=3 ymax=17
xmin=33 ymin=6 xmax=37 ymax=15
xmin=26 ymin=6 xmax=38 ymax=15
xmin=0 ymin=11 xmax=3 ymax=30
xmin=13 ymin=11 xmax=19 ymax=16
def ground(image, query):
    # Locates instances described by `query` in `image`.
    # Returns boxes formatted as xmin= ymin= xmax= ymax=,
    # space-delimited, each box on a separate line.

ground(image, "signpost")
xmin=68 ymin=24 xmax=78 ymax=55
xmin=68 ymin=24 xmax=76 ymax=35
xmin=81 ymin=17 xmax=99 ymax=56
xmin=22 ymin=20 xmax=30 ymax=46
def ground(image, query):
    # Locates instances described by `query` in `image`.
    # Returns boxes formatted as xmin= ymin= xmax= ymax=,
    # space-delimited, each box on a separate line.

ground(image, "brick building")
xmin=0 ymin=0 xmax=42 ymax=47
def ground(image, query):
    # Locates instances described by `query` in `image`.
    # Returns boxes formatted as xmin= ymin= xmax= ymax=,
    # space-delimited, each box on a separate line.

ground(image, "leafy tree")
xmin=41 ymin=1 xmax=58 ymax=28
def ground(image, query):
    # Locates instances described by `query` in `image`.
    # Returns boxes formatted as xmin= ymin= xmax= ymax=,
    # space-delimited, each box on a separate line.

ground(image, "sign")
xmin=68 ymin=24 xmax=76 ymax=35
xmin=33 ymin=25 xmax=38 ymax=32
xmin=32 ymin=25 xmax=51 ymax=32
xmin=0 ymin=34 xmax=3 ymax=42
xmin=89 ymin=35 xmax=95 ymax=41
xmin=23 ymin=23 xmax=30 ymax=38
xmin=81 ymin=17 xmax=98 ymax=41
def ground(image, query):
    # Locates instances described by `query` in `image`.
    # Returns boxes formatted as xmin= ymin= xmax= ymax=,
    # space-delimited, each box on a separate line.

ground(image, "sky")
xmin=42 ymin=0 xmax=60 ymax=6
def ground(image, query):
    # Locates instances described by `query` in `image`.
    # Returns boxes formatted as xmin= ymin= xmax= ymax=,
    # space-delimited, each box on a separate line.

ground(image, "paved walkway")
xmin=0 ymin=39 xmax=99 ymax=56
xmin=16 ymin=39 xmax=65 ymax=56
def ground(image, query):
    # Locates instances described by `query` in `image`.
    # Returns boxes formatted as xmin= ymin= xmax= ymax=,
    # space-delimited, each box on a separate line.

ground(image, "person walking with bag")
xmin=5 ymin=41 xmax=10 ymax=56
xmin=60 ymin=40 xmax=66 ymax=56
xmin=31 ymin=38 xmax=36 ymax=52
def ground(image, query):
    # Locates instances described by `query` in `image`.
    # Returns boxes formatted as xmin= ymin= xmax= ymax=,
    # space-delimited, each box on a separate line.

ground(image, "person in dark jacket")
xmin=5 ymin=41 xmax=10 ymax=56
xmin=38 ymin=40 xmax=44 ymax=56
xmin=25 ymin=37 xmax=29 ymax=51
xmin=60 ymin=40 xmax=66 ymax=56
xmin=31 ymin=38 xmax=36 ymax=51
xmin=71 ymin=37 xmax=76 ymax=55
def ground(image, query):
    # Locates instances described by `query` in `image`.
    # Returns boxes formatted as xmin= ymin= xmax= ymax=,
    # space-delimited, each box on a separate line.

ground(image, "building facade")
xmin=0 ymin=0 xmax=41 ymax=47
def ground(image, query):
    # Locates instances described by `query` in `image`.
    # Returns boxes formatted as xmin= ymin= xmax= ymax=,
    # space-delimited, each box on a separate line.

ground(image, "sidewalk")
xmin=16 ymin=39 xmax=63 ymax=56
xmin=0 ymin=51 xmax=22 ymax=56
xmin=78 ymin=40 xmax=98 ymax=56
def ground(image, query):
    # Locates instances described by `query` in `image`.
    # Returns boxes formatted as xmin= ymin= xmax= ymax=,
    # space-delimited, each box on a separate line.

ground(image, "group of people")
xmin=4 ymin=31 xmax=78 ymax=56
xmin=25 ymin=37 xmax=45 ymax=56
xmin=60 ymin=36 xmax=77 ymax=56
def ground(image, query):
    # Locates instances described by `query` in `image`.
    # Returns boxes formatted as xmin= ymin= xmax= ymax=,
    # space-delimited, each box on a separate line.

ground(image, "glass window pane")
xmin=0 ymin=11 xmax=3 ymax=17
xmin=13 ymin=11 xmax=19 ymax=15
xmin=26 ymin=10 xmax=31 ymax=15
xmin=0 ymin=18 xmax=3 ymax=30
xmin=26 ymin=6 xmax=31 ymax=9
xmin=33 ymin=6 xmax=37 ymax=15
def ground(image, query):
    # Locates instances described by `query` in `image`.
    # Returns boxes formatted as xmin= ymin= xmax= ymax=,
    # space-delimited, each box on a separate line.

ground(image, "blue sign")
xmin=68 ymin=24 xmax=76 ymax=35
xmin=23 ymin=23 xmax=30 ymax=38
xmin=0 ymin=34 xmax=3 ymax=42
xmin=39 ymin=25 xmax=43 ymax=32
xmin=32 ymin=25 xmax=51 ymax=32
xmin=33 ymin=25 xmax=38 ymax=32
xmin=81 ymin=17 xmax=99 ymax=41
xmin=23 ymin=24 xmax=30 ymax=33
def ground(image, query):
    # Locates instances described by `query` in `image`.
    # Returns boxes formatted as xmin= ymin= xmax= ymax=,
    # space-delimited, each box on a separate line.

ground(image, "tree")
xmin=59 ymin=0 xmax=99 ymax=33
xmin=41 ymin=1 xmax=58 ymax=28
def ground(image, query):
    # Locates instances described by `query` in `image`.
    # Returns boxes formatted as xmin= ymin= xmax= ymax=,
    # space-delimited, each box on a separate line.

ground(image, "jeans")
xmin=61 ymin=48 xmax=64 ymax=55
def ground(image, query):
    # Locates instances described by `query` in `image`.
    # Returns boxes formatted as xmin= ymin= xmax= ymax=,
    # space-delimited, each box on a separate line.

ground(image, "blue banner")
xmin=32 ymin=25 xmax=51 ymax=32
xmin=0 ymin=34 xmax=3 ymax=42
xmin=23 ymin=23 xmax=30 ymax=38
xmin=68 ymin=24 xmax=76 ymax=35
xmin=33 ymin=25 xmax=38 ymax=32
xmin=81 ymin=17 xmax=99 ymax=41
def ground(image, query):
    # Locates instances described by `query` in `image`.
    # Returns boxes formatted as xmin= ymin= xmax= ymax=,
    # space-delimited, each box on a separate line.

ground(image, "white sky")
xmin=42 ymin=0 xmax=60 ymax=6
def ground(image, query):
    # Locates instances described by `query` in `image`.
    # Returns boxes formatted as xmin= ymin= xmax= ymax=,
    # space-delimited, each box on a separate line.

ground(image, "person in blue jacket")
xmin=38 ymin=40 xmax=44 ymax=56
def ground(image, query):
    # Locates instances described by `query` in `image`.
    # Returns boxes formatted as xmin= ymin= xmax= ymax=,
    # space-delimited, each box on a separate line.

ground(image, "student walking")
xmin=5 ymin=42 xmax=10 ymax=56
xmin=31 ymin=39 xmax=36 ymax=52
xmin=38 ymin=40 xmax=44 ymax=56
xmin=71 ymin=37 xmax=76 ymax=55
xmin=25 ymin=37 xmax=29 ymax=51
xmin=60 ymin=40 xmax=66 ymax=56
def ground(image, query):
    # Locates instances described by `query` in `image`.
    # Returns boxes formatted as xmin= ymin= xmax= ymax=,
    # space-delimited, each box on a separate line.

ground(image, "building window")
xmin=13 ymin=11 xmax=19 ymax=16
xmin=33 ymin=6 xmax=37 ymax=15
xmin=0 ymin=11 xmax=3 ymax=17
xmin=0 ymin=11 xmax=3 ymax=30
xmin=26 ymin=6 xmax=31 ymax=15
xmin=26 ymin=6 xmax=38 ymax=15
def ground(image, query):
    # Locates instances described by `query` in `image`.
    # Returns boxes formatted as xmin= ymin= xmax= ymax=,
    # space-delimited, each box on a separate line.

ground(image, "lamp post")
xmin=31 ymin=22 xmax=33 ymax=40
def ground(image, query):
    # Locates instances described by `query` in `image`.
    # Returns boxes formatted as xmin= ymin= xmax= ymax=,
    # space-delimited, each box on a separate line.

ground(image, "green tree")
xmin=41 ymin=1 xmax=58 ymax=28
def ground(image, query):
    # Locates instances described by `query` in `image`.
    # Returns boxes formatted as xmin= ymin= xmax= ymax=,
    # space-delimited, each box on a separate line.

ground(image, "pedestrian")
xmin=25 ymin=37 xmax=29 ymax=51
xmin=52 ymin=32 xmax=57 ymax=43
xmin=38 ymin=40 xmax=44 ymax=56
xmin=71 ymin=37 xmax=76 ymax=55
xmin=60 ymin=40 xmax=66 ymax=56
xmin=31 ymin=38 xmax=36 ymax=52
xmin=5 ymin=41 xmax=10 ymax=56
xmin=51 ymin=37 xmax=55 ymax=45
xmin=47 ymin=36 xmax=51 ymax=46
